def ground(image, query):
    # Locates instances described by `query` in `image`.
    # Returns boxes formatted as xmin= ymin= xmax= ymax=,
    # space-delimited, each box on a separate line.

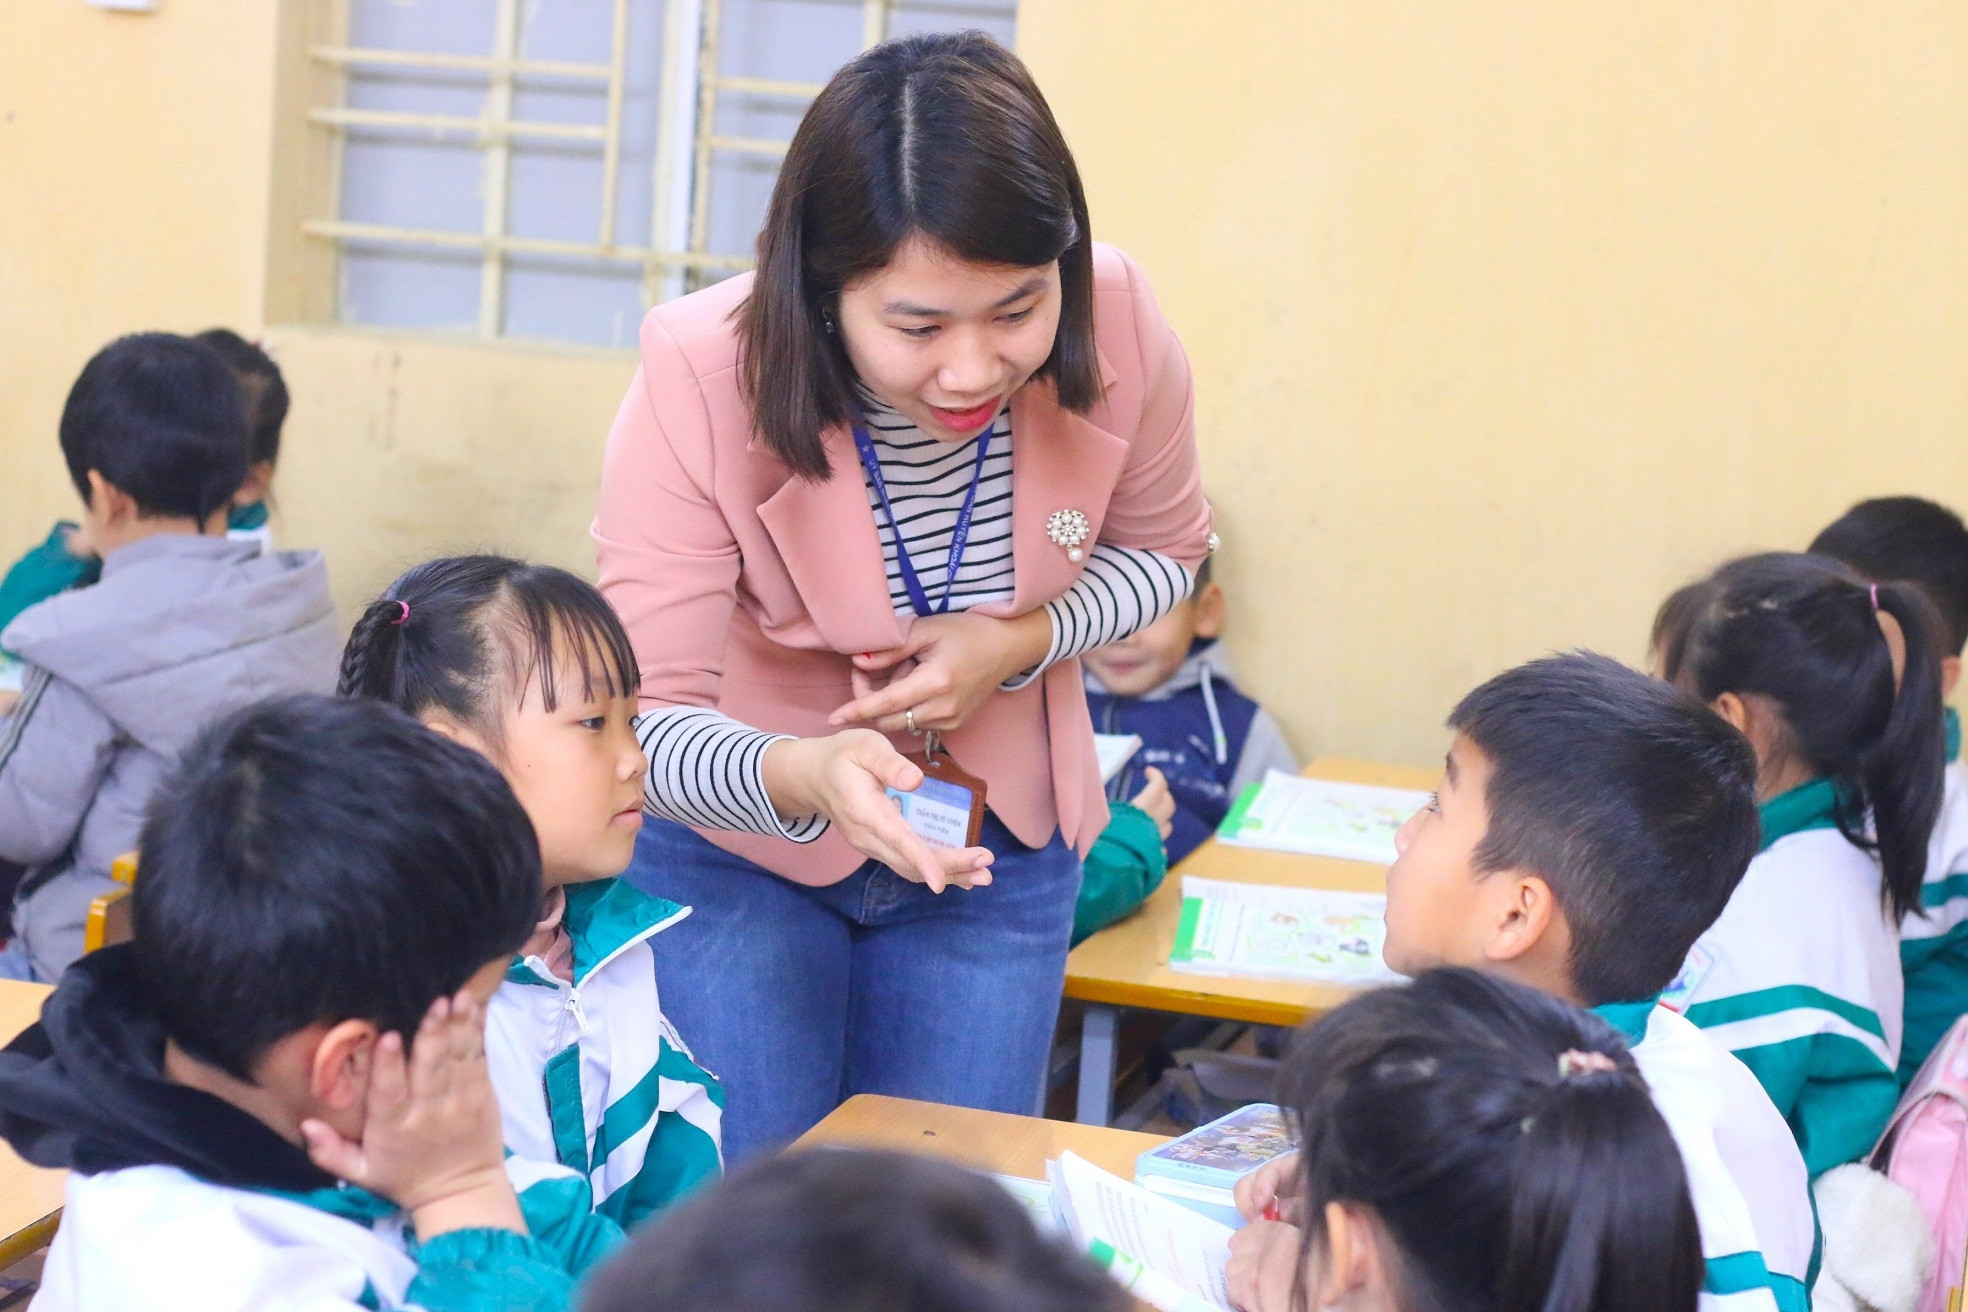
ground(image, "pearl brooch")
xmin=1046 ymin=509 xmax=1091 ymax=563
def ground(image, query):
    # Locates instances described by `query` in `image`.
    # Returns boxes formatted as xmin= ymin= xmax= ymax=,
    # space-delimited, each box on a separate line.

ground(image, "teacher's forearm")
xmin=760 ymin=736 xmax=830 ymax=822
xmin=994 ymin=608 xmax=1056 ymax=686
xmin=637 ymin=706 xmax=827 ymax=842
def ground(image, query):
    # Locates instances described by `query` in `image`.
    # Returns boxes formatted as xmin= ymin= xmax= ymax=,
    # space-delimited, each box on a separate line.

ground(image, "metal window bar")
xmin=477 ymin=0 xmax=523 ymax=336
xmin=304 ymin=0 xmax=897 ymax=336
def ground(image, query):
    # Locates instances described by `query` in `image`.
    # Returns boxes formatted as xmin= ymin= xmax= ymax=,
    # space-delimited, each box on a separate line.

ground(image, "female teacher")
xmin=595 ymin=30 xmax=1213 ymax=1159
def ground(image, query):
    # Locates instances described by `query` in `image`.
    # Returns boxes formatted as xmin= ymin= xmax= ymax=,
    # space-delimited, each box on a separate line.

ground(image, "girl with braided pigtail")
xmin=340 ymin=555 xmax=722 ymax=1230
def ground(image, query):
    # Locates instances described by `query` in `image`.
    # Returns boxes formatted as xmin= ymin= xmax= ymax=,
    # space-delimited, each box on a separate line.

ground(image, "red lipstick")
xmin=926 ymin=400 xmax=998 ymax=434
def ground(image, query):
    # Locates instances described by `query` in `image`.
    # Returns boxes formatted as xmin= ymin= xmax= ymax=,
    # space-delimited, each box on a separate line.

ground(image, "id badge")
xmin=887 ymin=734 xmax=987 ymax=849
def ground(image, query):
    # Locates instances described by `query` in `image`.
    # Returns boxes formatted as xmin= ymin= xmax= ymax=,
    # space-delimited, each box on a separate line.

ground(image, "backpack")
xmin=1875 ymin=1015 xmax=1968 ymax=1312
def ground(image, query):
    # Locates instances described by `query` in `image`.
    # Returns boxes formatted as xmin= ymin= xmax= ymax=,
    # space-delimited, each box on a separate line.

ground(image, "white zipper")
xmin=530 ymin=902 xmax=694 ymax=1052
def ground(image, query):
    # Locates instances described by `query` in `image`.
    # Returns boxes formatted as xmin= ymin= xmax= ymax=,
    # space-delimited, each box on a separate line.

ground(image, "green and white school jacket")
xmin=34 ymin=1155 xmax=621 ymax=1310
xmin=487 ymin=878 xmax=723 ymax=1229
xmin=1900 ymin=708 xmax=1968 ymax=1084
xmin=1596 ymin=1001 xmax=1816 ymax=1312
xmin=1668 ymin=779 xmax=1903 ymax=1177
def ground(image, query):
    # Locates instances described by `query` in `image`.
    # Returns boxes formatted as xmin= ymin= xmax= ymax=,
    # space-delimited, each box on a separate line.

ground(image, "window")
xmin=299 ymin=0 xmax=1016 ymax=349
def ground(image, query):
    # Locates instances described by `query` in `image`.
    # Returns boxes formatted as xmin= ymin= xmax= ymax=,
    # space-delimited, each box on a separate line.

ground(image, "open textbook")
xmin=1044 ymin=1151 xmax=1234 ymax=1312
xmin=1169 ymin=877 xmax=1401 ymax=984
xmin=1216 ymin=770 xmax=1430 ymax=865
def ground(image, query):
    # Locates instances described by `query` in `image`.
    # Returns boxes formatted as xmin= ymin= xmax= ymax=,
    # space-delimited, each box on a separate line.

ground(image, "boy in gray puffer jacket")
xmin=0 ymin=334 xmax=339 ymax=980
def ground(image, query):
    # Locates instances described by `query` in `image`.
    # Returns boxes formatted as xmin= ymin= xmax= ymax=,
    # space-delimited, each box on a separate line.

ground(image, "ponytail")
xmin=1280 ymin=968 xmax=1701 ymax=1312
xmin=1655 ymin=552 xmax=1947 ymax=921
xmin=1867 ymin=579 xmax=1947 ymax=919
xmin=1499 ymin=1059 xmax=1703 ymax=1312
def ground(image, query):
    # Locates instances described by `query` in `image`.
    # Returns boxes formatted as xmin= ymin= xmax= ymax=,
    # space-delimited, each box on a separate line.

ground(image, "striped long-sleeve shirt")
xmin=636 ymin=397 xmax=1194 ymax=841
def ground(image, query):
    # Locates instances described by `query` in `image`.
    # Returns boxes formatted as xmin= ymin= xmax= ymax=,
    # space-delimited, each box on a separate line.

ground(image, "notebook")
xmin=1135 ymin=1103 xmax=1292 ymax=1228
xmin=1169 ymin=876 xmax=1401 ymax=984
xmin=1216 ymin=770 xmax=1430 ymax=865
xmin=1046 ymin=1151 xmax=1234 ymax=1312
xmin=1094 ymin=732 xmax=1143 ymax=784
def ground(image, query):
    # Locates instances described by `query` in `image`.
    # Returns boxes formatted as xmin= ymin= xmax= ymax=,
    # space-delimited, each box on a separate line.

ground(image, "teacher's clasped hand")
xmin=594 ymin=30 xmax=1214 ymax=1160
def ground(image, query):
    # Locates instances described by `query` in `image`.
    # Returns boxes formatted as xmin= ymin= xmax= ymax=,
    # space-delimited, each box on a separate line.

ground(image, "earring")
xmin=822 ymin=312 xmax=837 ymax=336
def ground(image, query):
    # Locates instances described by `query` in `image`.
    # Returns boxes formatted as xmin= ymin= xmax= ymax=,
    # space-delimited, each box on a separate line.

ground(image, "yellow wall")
xmin=0 ymin=0 xmax=281 ymax=545
xmin=7 ymin=2 xmax=1968 ymax=766
xmin=1021 ymin=2 xmax=1968 ymax=765
xmin=0 ymin=1 xmax=632 ymax=622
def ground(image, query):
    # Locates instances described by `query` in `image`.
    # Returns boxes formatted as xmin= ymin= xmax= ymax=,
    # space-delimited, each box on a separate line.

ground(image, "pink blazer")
xmin=594 ymin=242 xmax=1214 ymax=887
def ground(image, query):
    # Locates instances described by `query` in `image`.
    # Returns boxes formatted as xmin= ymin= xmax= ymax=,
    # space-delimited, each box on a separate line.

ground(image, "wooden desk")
xmin=1064 ymin=757 xmax=1436 ymax=1124
xmin=0 ymin=981 xmax=60 ymax=1267
xmin=796 ymin=1093 xmax=1168 ymax=1181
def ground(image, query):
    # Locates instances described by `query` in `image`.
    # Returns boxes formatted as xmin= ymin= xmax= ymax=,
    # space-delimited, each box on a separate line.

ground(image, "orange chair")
xmin=82 ymin=852 xmax=136 ymax=954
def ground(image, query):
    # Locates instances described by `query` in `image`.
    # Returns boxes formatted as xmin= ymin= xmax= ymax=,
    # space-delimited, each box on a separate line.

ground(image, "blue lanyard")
xmin=852 ymin=420 xmax=994 ymax=618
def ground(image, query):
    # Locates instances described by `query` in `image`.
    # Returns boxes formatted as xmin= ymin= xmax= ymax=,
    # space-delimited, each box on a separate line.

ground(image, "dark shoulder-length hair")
xmin=737 ymin=30 xmax=1099 ymax=481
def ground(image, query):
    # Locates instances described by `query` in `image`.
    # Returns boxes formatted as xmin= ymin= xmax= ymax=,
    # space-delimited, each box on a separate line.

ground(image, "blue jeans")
xmin=625 ymin=812 xmax=1081 ymax=1162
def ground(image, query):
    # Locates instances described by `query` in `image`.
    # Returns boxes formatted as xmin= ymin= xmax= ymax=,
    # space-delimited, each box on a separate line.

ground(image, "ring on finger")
xmin=905 ymin=707 xmax=917 ymax=734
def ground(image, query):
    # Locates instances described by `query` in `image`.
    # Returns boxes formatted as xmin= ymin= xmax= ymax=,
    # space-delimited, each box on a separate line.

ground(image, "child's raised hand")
xmin=299 ymin=990 xmax=524 ymax=1240
xmin=1130 ymin=766 xmax=1175 ymax=840
xmin=61 ymin=522 xmax=96 ymax=561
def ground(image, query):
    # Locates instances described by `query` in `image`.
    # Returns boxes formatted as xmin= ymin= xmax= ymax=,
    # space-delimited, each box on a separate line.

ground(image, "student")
xmin=580 ymin=1147 xmax=1126 ymax=1312
xmin=1084 ymin=556 xmax=1297 ymax=868
xmin=194 ymin=328 xmax=288 ymax=547
xmin=1245 ymin=651 xmax=1813 ymax=1309
xmin=1810 ymin=495 xmax=1968 ymax=1082
xmin=1073 ymin=763 xmax=1174 ymax=945
xmin=0 ymin=694 xmax=621 ymax=1310
xmin=1654 ymin=552 xmax=1945 ymax=1175
xmin=1225 ymin=967 xmax=1704 ymax=1312
xmin=0 ymin=333 xmax=338 ymax=981
xmin=339 ymin=556 xmax=722 ymax=1227
xmin=0 ymin=328 xmax=290 ymax=643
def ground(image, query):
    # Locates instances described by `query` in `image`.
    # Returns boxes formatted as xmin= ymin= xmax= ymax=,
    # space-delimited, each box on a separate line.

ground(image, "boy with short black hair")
xmin=1370 ymin=652 xmax=1813 ymax=1311
xmin=0 ymin=694 xmax=620 ymax=1310
xmin=1810 ymin=494 xmax=1968 ymax=1080
xmin=0 ymin=333 xmax=338 ymax=979
xmin=580 ymin=1148 xmax=1126 ymax=1312
xmin=0 ymin=328 xmax=293 ymax=640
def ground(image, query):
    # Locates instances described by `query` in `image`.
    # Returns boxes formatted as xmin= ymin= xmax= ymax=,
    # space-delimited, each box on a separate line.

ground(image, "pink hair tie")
xmin=1870 ymin=583 xmax=1881 ymax=612
xmin=391 ymin=600 xmax=411 ymax=626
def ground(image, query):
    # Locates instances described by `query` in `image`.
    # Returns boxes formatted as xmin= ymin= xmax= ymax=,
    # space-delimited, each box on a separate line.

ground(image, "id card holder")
xmin=887 ymin=733 xmax=987 ymax=849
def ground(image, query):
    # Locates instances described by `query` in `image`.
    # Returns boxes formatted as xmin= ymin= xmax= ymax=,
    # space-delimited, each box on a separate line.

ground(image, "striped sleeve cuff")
xmin=1003 ymin=546 xmax=1196 ymax=689
xmin=634 ymin=707 xmax=828 ymax=843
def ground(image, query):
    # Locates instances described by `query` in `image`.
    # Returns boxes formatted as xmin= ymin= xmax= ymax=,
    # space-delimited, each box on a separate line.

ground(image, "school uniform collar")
xmin=1756 ymin=777 xmax=1842 ymax=852
xmin=505 ymin=877 xmax=688 ymax=989
xmin=1947 ymin=706 xmax=1960 ymax=763
xmin=1591 ymin=997 xmax=1659 ymax=1046
xmin=264 ymin=1181 xmax=401 ymax=1229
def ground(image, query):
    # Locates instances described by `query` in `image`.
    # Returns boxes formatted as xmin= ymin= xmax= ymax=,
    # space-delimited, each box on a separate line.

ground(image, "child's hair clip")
xmin=1556 ymin=1049 xmax=1617 ymax=1079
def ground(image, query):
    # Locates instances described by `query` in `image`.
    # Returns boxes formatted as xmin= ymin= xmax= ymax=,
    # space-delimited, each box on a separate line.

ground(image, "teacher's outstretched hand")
xmin=762 ymin=729 xmax=994 ymax=893
xmin=594 ymin=30 xmax=1214 ymax=1162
